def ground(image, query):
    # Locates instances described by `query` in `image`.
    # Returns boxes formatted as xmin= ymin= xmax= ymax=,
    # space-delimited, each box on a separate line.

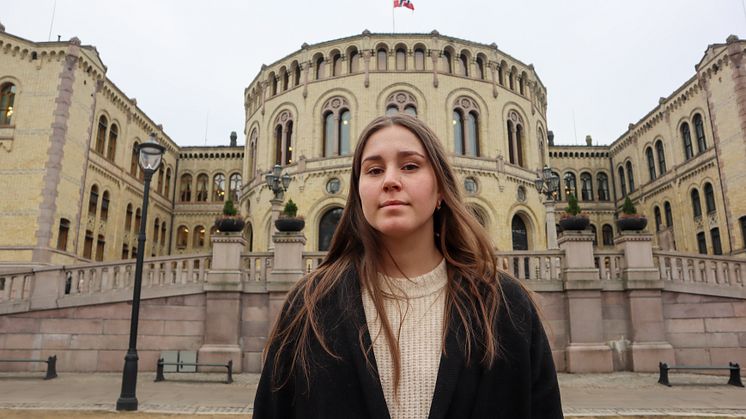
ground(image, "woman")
xmin=254 ymin=115 xmax=563 ymax=419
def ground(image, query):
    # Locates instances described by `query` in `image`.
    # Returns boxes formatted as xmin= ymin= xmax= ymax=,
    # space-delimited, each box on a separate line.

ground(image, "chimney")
xmin=547 ymin=131 xmax=554 ymax=146
xmin=585 ymin=135 xmax=592 ymax=146
xmin=230 ymin=131 xmax=237 ymax=147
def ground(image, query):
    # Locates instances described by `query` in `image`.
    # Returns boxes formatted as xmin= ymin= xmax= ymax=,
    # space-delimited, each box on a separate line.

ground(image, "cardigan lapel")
xmin=427 ymin=303 xmax=466 ymax=419
xmin=339 ymin=269 xmax=392 ymax=419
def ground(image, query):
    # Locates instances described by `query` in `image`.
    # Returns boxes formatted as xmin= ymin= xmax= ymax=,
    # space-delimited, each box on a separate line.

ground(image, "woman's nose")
xmin=382 ymin=168 xmax=401 ymax=192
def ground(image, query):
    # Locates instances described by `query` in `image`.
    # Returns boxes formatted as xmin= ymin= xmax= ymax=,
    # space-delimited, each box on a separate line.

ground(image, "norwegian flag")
xmin=393 ymin=0 xmax=414 ymax=10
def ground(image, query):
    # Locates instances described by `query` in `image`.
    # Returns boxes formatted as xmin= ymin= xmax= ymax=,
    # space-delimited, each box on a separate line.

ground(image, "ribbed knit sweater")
xmin=361 ymin=259 xmax=447 ymax=419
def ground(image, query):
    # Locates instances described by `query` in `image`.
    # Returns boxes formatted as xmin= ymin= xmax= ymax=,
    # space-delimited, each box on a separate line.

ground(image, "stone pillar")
xmin=268 ymin=231 xmax=306 ymax=324
xmin=544 ymin=201 xmax=558 ymax=250
xmin=615 ymin=232 xmax=674 ymax=372
xmin=559 ymin=230 xmax=614 ymax=373
xmin=268 ymin=197 xmax=283 ymax=251
xmin=29 ymin=267 xmax=64 ymax=310
xmin=199 ymin=233 xmax=247 ymax=372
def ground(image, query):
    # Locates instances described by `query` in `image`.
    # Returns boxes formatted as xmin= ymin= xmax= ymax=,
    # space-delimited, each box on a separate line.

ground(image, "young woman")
xmin=254 ymin=115 xmax=563 ymax=419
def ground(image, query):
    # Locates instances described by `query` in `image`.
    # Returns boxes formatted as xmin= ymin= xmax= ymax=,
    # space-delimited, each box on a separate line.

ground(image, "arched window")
xmin=697 ymin=232 xmax=707 ymax=254
xmin=602 ymin=224 xmax=614 ymax=246
xmin=57 ymin=218 xmax=70 ymax=251
xmin=229 ymin=173 xmax=242 ymax=202
xmin=125 ymin=203 xmax=133 ymax=232
xmin=385 ymin=91 xmax=418 ymax=117
xmin=95 ymin=115 xmax=108 ymax=154
xmin=321 ymin=97 xmax=351 ymax=157
xmin=441 ymin=49 xmax=452 ymax=73
xmin=563 ymin=172 xmax=577 ymax=199
xmin=654 ymin=206 xmax=662 ymax=231
xmin=196 ymin=174 xmax=209 ymax=202
xmin=314 ymin=55 xmax=325 ymax=80
xmin=590 ymin=224 xmax=597 ymax=247
xmin=618 ymin=166 xmax=627 ymax=197
xmin=165 ymin=167 xmax=171 ymax=197
xmin=704 ymin=182 xmax=716 ymax=214
xmin=507 ymin=111 xmax=524 ymax=166
xmin=331 ymin=52 xmax=342 ymax=76
xmin=457 ymin=53 xmax=468 ymax=76
xmin=740 ymin=216 xmax=746 ymax=250
xmin=193 ymin=225 xmax=206 ymax=248
xmin=245 ymin=222 xmax=254 ymax=252
xmin=106 ymin=123 xmax=118 ymax=161
xmin=414 ymin=47 xmax=425 ymax=70
xmin=377 ymin=48 xmax=387 ymax=71
xmin=95 ymin=234 xmax=105 ymax=261
xmin=646 ymin=147 xmax=656 ymax=181
xmin=511 ymin=215 xmax=528 ymax=250
xmin=134 ymin=208 xmax=142 ymax=233
xmin=453 ymin=110 xmax=464 ymax=155
xmin=160 ymin=222 xmax=167 ymax=249
xmin=452 ymin=97 xmax=480 ymax=156
xmin=395 ymin=47 xmax=406 ymax=70
xmin=476 ymin=56 xmax=486 ymax=80
xmin=130 ymin=142 xmax=139 ymax=177
xmin=318 ymin=207 xmax=343 ymax=251
xmin=693 ymin=113 xmax=707 ymax=153
xmin=497 ymin=65 xmax=504 ymax=86
xmin=509 ymin=69 xmax=515 ymax=90
xmin=691 ymin=189 xmax=702 ymax=218
xmin=248 ymin=129 xmax=258 ymax=180
xmin=626 ymin=161 xmax=635 ymax=192
xmin=0 ymin=83 xmax=16 ymax=125
xmin=157 ymin=163 xmax=164 ymax=195
xmin=711 ymin=228 xmax=723 ymax=255
xmin=269 ymin=72 xmax=277 ymax=96
xmin=176 ymin=226 xmax=189 ymax=249
xmin=153 ymin=219 xmax=160 ymax=250
xmin=274 ymin=110 xmax=294 ymax=165
xmin=100 ymin=191 xmax=110 ymax=221
xmin=664 ymin=201 xmax=673 ymax=227
xmin=292 ymin=63 xmax=301 ymax=86
xmin=281 ymin=68 xmax=289 ymax=91
xmin=213 ymin=173 xmax=225 ymax=202
xmin=519 ymin=75 xmax=525 ymax=95
xmin=83 ymin=230 xmax=94 ymax=259
xmin=597 ymin=173 xmax=610 ymax=201
xmin=656 ymin=140 xmax=666 ymax=174
xmin=180 ymin=174 xmax=192 ymax=202
xmin=580 ymin=172 xmax=593 ymax=201
xmin=348 ymin=50 xmax=360 ymax=73
xmin=681 ymin=122 xmax=693 ymax=160
xmin=88 ymin=185 xmax=99 ymax=216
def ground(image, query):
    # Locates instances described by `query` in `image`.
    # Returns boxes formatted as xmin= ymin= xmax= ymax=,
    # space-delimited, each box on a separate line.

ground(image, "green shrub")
xmin=564 ymin=194 xmax=581 ymax=216
xmin=222 ymin=200 xmax=238 ymax=216
xmin=282 ymin=199 xmax=298 ymax=218
xmin=622 ymin=196 xmax=637 ymax=215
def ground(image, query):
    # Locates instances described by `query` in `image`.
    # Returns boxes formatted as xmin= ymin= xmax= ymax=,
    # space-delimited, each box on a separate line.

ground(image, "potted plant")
xmin=616 ymin=196 xmax=648 ymax=231
xmin=558 ymin=193 xmax=590 ymax=231
xmin=214 ymin=199 xmax=245 ymax=232
xmin=275 ymin=199 xmax=305 ymax=232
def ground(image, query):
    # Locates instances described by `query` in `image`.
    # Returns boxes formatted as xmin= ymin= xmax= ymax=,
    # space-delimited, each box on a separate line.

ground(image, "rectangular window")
xmin=83 ymin=231 xmax=94 ymax=259
xmin=57 ymin=218 xmax=70 ymax=251
xmin=696 ymin=232 xmax=707 ymax=255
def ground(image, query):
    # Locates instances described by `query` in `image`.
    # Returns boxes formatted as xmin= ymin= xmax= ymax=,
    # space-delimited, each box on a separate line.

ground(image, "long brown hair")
xmin=266 ymin=114 xmax=518 ymax=393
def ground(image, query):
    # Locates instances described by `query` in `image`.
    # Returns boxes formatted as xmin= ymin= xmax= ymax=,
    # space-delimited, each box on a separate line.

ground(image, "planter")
xmin=214 ymin=217 xmax=245 ymax=232
xmin=559 ymin=215 xmax=590 ymax=231
xmin=275 ymin=217 xmax=305 ymax=232
xmin=616 ymin=216 xmax=648 ymax=232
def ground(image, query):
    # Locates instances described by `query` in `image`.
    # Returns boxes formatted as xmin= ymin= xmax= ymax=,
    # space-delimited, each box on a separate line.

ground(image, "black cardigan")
xmin=253 ymin=268 xmax=563 ymax=419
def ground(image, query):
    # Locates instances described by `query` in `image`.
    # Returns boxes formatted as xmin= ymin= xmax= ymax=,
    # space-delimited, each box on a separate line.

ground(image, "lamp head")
xmin=137 ymin=133 xmax=165 ymax=173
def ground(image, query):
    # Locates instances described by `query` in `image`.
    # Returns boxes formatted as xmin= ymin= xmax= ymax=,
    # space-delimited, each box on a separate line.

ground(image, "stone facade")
xmin=1 ymin=26 xmax=745 ymax=271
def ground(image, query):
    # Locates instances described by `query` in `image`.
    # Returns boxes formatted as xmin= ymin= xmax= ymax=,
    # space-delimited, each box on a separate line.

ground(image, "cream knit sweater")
xmin=361 ymin=259 xmax=447 ymax=419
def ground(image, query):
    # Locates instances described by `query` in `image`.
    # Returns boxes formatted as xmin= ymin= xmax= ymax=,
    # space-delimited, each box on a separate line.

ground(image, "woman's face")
xmin=358 ymin=125 xmax=440 ymax=241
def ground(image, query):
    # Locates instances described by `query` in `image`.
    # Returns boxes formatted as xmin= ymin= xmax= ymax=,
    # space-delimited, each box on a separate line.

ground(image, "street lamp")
xmin=534 ymin=166 xmax=561 ymax=249
xmin=116 ymin=133 xmax=165 ymax=411
xmin=265 ymin=164 xmax=291 ymax=200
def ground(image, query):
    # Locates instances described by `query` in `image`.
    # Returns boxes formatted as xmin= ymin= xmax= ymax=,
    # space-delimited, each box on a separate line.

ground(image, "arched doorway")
xmin=318 ymin=207 xmax=343 ymax=251
xmin=244 ymin=222 xmax=253 ymax=252
xmin=511 ymin=214 xmax=530 ymax=278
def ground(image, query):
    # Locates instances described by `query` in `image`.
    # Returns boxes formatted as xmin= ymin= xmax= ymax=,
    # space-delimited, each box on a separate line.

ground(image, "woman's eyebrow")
xmin=361 ymin=150 xmax=425 ymax=164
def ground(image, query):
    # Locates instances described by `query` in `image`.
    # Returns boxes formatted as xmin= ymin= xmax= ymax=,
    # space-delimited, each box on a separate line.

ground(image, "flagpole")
xmin=392 ymin=4 xmax=396 ymax=32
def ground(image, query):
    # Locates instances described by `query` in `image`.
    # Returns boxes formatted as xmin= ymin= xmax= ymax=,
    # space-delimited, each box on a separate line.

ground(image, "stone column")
xmin=559 ymin=230 xmax=614 ymax=373
xmin=199 ymin=233 xmax=247 ymax=372
xmin=268 ymin=197 xmax=283 ymax=251
xmin=268 ymin=231 xmax=306 ymax=325
xmin=615 ymin=231 xmax=674 ymax=372
xmin=544 ymin=201 xmax=558 ymax=250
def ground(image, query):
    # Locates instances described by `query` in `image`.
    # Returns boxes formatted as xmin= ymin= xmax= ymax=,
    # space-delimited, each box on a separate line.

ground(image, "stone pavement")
xmin=0 ymin=371 xmax=744 ymax=417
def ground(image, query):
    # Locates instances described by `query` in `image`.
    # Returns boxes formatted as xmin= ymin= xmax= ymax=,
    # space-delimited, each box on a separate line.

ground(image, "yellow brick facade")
xmin=1 ymin=28 xmax=745 ymax=268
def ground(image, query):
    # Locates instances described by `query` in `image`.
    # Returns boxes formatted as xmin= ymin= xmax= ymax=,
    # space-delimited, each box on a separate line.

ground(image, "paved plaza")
xmin=0 ymin=371 xmax=744 ymax=417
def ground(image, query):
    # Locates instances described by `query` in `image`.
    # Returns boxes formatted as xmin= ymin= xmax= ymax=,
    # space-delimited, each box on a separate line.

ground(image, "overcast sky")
xmin=4 ymin=1 xmax=744 ymax=146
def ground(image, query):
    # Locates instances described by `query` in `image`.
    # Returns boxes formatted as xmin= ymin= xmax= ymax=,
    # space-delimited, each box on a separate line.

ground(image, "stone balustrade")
xmin=654 ymin=250 xmax=746 ymax=299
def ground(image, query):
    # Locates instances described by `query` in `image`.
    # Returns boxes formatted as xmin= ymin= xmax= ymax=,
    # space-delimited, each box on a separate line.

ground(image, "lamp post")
xmin=116 ymin=133 xmax=165 ymax=411
xmin=534 ymin=166 xmax=560 ymax=249
xmin=265 ymin=164 xmax=291 ymax=249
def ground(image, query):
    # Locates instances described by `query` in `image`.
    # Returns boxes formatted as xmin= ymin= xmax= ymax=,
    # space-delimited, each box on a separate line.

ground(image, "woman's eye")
xmin=402 ymin=163 xmax=419 ymax=171
xmin=366 ymin=167 xmax=383 ymax=175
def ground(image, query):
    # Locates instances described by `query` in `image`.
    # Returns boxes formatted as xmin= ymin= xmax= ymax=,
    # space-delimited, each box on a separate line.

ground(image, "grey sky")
xmin=4 ymin=1 xmax=744 ymax=146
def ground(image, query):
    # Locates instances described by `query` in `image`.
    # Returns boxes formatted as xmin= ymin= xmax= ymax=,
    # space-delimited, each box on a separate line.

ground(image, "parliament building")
xmin=1 ymin=24 xmax=745 ymax=270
